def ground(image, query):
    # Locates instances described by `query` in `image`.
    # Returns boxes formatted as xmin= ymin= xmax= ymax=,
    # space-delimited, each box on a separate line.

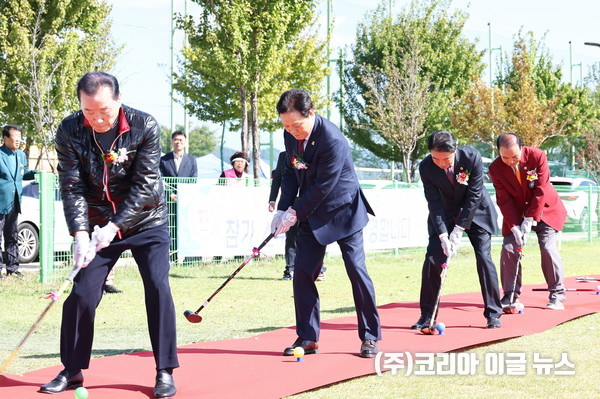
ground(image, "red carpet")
xmin=1 ymin=275 xmax=599 ymax=398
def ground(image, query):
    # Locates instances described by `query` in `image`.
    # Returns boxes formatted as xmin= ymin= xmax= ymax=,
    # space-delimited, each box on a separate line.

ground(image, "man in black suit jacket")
xmin=271 ymin=89 xmax=381 ymax=358
xmin=160 ymin=130 xmax=198 ymax=262
xmin=414 ymin=130 xmax=502 ymax=330
xmin=160 ymin=130 xmax=198 ymax=181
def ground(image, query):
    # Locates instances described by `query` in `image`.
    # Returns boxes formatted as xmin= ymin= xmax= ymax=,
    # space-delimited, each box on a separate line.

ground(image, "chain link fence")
xmin=31 ymin=173 xmax=598 ymax=284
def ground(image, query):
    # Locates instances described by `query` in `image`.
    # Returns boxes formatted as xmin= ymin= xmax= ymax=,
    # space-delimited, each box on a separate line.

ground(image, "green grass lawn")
xmin=1 ymin=239 xmax=599 ymax=398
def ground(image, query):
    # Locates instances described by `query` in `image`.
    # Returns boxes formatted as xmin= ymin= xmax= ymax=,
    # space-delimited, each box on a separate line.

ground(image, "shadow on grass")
xmin=22 ymin=348 xmax=148 ymax=360
xmin=322 ymin=306 xmax=356 ymax=314
xmin=168 ymin=273 xmax=197 ymax=279
xmin=246 ymin=326 xmax=289 ymax=334
xmin=208 ymin=275 xmax=274 ymax=281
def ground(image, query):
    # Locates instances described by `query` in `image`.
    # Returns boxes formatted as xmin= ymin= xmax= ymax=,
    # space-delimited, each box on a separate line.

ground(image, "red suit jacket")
xmin=489 ymin=146 xmax=567 ymax=236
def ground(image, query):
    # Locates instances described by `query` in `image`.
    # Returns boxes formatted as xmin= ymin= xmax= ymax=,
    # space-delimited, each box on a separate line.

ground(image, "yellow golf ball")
xmin=293 ymin=347 xmax=305 ymax=358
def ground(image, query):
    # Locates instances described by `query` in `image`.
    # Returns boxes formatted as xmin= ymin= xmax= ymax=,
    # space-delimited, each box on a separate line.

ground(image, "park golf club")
xmin=184 ymin=233 xmax=275 ymax=323
xmin=421 ymin=257 xmax=451 ymax=335
xmin=504 ymin=246 xmax=524 ymax=314
xmin=0 ymin=265 xmax=82 ymax=373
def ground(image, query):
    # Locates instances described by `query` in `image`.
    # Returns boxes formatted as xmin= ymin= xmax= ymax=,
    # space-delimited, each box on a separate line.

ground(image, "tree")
xmin=0 ymin=0 xmax=119 ymax=170
xmin=174 ymin=0 xmax=328 ymax=179
xmin=360 ymin=43 xmax=431 ymax=182
xmin=338 ymin=0 xmax=484 ymax=172
xmin=451 ymin=78 xmax=508 ymax=154
xmin=452 ymin=31 xmax=595 ymax=157
xmin=161 ymin=124 xmax=217 ymax=157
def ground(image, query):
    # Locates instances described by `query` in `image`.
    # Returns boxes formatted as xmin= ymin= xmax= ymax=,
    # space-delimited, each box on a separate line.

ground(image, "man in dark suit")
xmin=160 ymin=130 xmax=197 ymax=263
xmin=489 ymin=132 xmax=567 ymax=310
xmin=414 ymin=130 xmax=503 ymax=330
xmin=269 ymin=150 xmax=326 ymax=281
xmin=271 ymin=89 xmax=381 ymax=358
xmin=160 ymin=130 xmax=198 ymax=181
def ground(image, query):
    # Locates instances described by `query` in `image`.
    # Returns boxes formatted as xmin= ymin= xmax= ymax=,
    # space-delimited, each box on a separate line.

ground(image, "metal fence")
xmin=34 ymin=174 xmax=599 ymax=284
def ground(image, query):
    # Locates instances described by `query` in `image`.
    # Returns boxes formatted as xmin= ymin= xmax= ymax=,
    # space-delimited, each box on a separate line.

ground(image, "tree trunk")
xmin=239 ymin=86 xmax=250 ymax=153
xmin=250 ymin=90 xmax=261 ymax=181
xmin=402 ymin=153 xmax=411 ymax=183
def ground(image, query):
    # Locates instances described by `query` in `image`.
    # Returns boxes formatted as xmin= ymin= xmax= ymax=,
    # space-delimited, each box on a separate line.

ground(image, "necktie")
xmin=446 ymin=168 xmax=454 ymax=185
xmin=514 ymin=164 xmax=522 ymax=185
xmin=297 ymin=139 xmax=305 ymax=156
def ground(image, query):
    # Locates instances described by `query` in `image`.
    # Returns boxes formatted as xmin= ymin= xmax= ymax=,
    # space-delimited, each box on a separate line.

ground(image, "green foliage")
xmin=0 ymin=0 xmax=119 ymax=168
xmin=338 ymin=0 xmax=484 ymax=163
xmin=453 ymin=31 xmax=596 ymax=155
xmin=174 ymin=0 xmax=328 ymax=143
xmin=160 ymin=124 xmax=217 ymax=157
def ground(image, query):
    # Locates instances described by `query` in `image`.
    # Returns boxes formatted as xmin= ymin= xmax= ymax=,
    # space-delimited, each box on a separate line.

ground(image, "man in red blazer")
xmin=489 ymin=133 xmax=567 ymax=310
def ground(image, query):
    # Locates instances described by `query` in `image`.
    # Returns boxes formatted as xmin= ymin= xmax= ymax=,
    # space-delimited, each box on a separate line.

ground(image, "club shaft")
xmin=193 ymin=233 xmax=274 ymax=314
xmin=532 ymin=288 xmax=598 ymax=292
xmin=428 ymin=259 xmax=450 ymax=329
xmin=509 ymin=250 xmax=523 ymax=304
xmin=0 ymin=268 xmax=79 ymax=373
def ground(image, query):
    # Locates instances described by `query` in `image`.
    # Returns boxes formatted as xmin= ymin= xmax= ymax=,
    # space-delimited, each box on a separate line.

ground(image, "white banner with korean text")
xmin=176 ymin=184 xmax=429 ymax=258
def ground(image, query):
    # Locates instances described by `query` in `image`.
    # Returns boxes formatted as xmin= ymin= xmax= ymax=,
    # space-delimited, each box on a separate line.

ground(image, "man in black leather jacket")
xmin=39 ymin=72 xmax=178 ymax=399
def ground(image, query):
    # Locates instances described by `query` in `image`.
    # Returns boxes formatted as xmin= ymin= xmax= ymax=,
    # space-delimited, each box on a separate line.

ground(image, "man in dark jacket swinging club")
xmin=39 ymin=72 xmax=178 ymax=399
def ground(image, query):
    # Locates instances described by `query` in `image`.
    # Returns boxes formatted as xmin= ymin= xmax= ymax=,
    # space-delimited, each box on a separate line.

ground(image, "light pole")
xmin=569 ymin=41 xmax=582 ymax=88
xmin=584 ymin=41 xmax=600 ymax=48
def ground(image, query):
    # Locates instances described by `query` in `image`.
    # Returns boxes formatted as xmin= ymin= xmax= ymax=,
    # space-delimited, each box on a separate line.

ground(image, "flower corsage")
xmin=291 ymin=154 xmax=309 ymax=170
xmin=102 ymin=147 xmax=136 ymax=166
xmin=526 ymin=168 xmax=538 ymax=189
xmin=456 ymin=168 xmax=470 ymax=185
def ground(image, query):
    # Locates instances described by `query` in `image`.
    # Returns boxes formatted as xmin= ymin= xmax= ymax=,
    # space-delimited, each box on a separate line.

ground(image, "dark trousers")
xmin=283 ymin=222 xmax=298 ymax=273
xmin=293 ymin=221 xmax=381 ymax=342
xmin=0 ymin=199 xmax=20 ymax=272
xmin=420 ymin=222 xmax=502 ymax=319
xmin=60 ymin=224 xmax=179 ymax=371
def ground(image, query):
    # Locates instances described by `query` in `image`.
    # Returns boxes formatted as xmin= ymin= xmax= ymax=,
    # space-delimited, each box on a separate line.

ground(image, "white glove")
xmin=449 ymin=225 xmax=464 ymax=253
xmin=511 ymin=225 xmax=524 ymax=248
xmin=439 ymin=232 xmax=454 ymax=258
xmin=274 ymin=207 xmax=297 ymax=236
xmin=89 ymin=222 xmax=120 ymax=252
xmin=520 ymin=217 xmax=534 ymax=244
xmin=271 ymin=210 xmax=284 ymax=234
xmin=73 ymin=231 xmax=93 ymax=268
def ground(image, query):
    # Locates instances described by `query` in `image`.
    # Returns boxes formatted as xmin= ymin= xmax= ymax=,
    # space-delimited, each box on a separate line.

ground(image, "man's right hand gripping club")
xmin=439 ymin=232 xmax=456 ymax=258
xmin=511 ymin=225 xmax=525 ymax=248
xmin=271 ymin=207 xmax=297 ymax=236
xmin=73 ymin=231 xmax=96 ymax=268
xmin=73 ymin=222 xmax=120 ymax=268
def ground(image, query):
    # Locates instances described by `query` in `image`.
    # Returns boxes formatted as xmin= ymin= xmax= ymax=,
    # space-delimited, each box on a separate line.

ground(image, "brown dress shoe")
xmin=359 ymin=339 xmax=379 ymax=358
xmin=283 ymin=338 xmax=319 ymax=356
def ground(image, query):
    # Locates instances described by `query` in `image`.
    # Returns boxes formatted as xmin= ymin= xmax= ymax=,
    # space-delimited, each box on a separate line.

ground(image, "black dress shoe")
xmin=7 ymin=270 xmax=23 ymax=278
xmin=410 ymin=314 xmax=432 ymax=330
xmin=359 ymin=339 xmax=378 ymax=358
xmin=283 ymin=338 xmax=319 ymax=356
xmin=103 ymin=284 xmax=123 ymax=294
xmin=39 ymin=369 xmax=83 ymax=394
xmin=154 ymin=369 xmax=177 ymax=398
xmin=487 ymin=316 xmax=502 ymax=329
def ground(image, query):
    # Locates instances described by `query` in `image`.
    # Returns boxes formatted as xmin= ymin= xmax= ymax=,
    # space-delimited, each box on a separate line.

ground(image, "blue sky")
xmin=107 ymin=0 xmax=600 ymax=151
